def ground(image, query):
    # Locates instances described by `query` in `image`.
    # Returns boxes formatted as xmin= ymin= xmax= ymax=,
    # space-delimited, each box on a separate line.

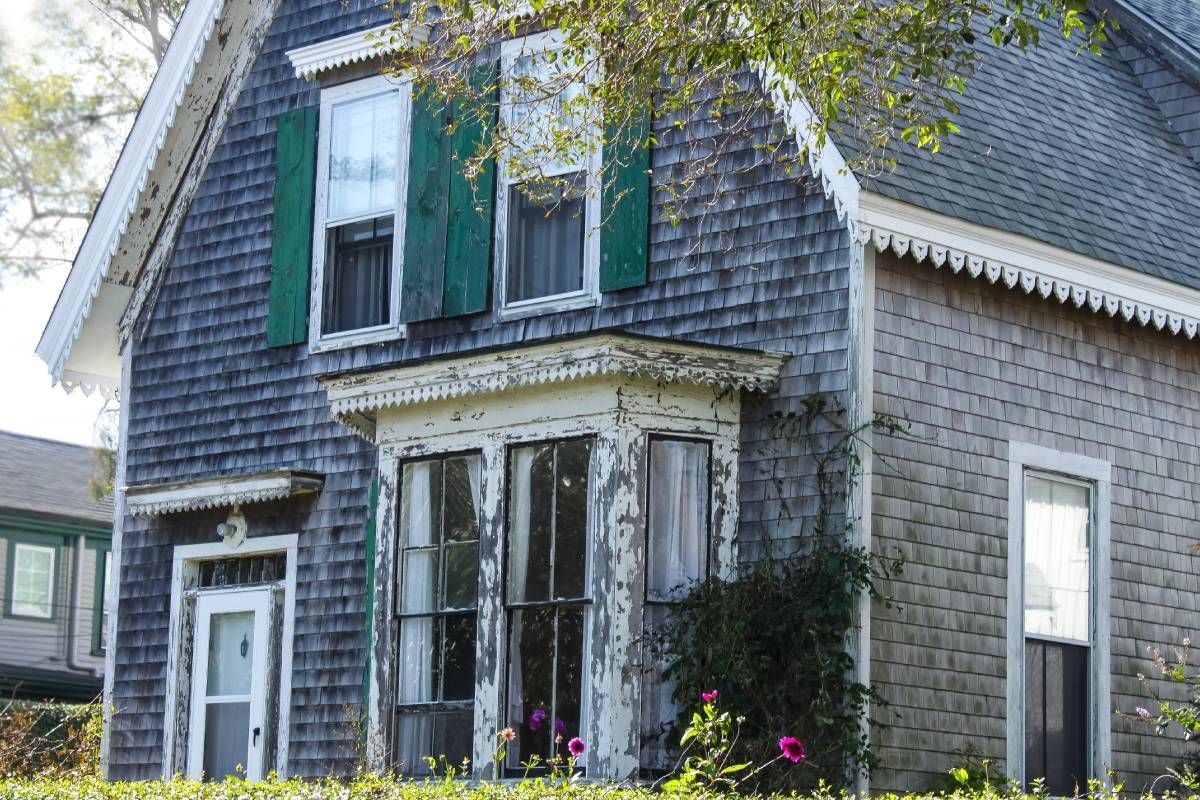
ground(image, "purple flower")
xmin=529 ymin=707 xmax=548 ymax=732
xmin=554 ymin=717 xmax=566 ymax=736
xmin=568 ymin=737 xmax=586 ymax=758
xmin=778 ymin=736 xmax=806 ymax=764
xmin=1136 ymin=706 xmax=1152 ymax=719
xmin=701 ymin=690 xmax=719 ymax=705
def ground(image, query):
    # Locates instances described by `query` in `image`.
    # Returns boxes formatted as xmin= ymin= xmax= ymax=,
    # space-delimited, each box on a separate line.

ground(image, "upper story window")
xmin=497 ymin=31 xmax=601 ymax=318
xmin=311 ymin=76 xmax=410 ymax=351
xmin=10 ymin=542 xmax=55 ymax=620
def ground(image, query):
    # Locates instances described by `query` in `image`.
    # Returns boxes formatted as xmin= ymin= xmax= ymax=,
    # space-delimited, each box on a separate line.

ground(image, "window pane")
xmin=554 ymin=439 xmax=591 ymax=599
xmin=322 ymin=216 xmax=392 ymax=334
xmin=507 ymin=49 xmax=585 ymax=175
xmin=641 ymin=603 xmax=676 ymax=770
xmin=13 ymin=545 xmax=53 ymax=617
xmin=506 ymin=606 xmax=556 ymax=767
xmin=393 ymin=709 xmax=473 ymax=775
xmin=328 ymin=91 xmax=398 ymax=219
xmin=402 ymin=461 xmax=441 ymax=549
xmin=206 ymin=611 xmax=254 ymax=697
xmin=647 ymin=440 xmax=709 ymax=602
xmin=505 ymin=177 xmax=585 ymax=304
xmin=442 ymin=543 xmax=478 ymax=611
xmin=401 ymin=550 xmax=437 ymax=614
xmin=398 ymin=617 xmax=435 ymax=703
xmin=509 ymin=445 xmax=554 ymax=603
xmin=1024 ymin=475 xmax=1090 ymax=641
xmin=1025 ymin=639 xmax=1088 ymax=793
xmin=442 ymin=614 xmax=477 ymax=702
xmin=553 ymin=605 xmax=585 ymax=750
xmin=202 ymin=701 xmax=250 ymax=781
xmin=443 ymin=456 xmax=481 ymax=542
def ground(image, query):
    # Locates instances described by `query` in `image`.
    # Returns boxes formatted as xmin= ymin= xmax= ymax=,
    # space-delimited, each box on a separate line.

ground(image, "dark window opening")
xmin=505 ymin=173 xmax=585 ymax=304
xmin=1025 ymin=638 xmax=1088 ymax=795
xmin=198 ymin=553 xmax=286 ymax=589
xmin=322 ymin=215 xmax=392 ymax=334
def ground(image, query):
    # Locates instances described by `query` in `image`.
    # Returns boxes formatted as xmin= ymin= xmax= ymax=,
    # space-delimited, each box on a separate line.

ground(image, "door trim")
xmin=162 ymin=534 xmax=298 ymax=779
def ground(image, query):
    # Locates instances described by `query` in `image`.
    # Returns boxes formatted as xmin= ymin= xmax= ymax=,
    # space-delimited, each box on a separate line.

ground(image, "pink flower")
xmin=568 ymin=737 xmax=586 ymax=758
xmin=529 ymin=707 xmax=548 ymax=732
xmin=554 ymin=717 xmax=566 ymax=736
xmin=701 ymin=690 xmax=719 ymax=705
xmin=778 ymin=736 xmax=806 ymax=764
xmin=500 ymin=727 xmax=517 ymax=742
xmin=1136 ymin=706 xmax=1152 ymax=719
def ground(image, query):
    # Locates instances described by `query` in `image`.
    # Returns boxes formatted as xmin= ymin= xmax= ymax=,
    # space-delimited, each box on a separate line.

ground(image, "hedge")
xmin=0 ymin=775 xmax=1193 ymax=800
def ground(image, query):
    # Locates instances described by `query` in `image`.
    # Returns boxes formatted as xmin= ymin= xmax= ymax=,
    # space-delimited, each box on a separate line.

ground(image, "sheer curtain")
xmin=642 ymin=440 xmax=709 ymax=768
xmin=396 ymin=461 xmax=436 ymax=769
xmin=1023 ymin=475 xmax=1091 ymax=641
xmin=505 ymin=447 xmax=534 ymax=767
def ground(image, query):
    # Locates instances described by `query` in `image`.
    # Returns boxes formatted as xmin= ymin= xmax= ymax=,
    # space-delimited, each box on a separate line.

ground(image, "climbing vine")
xmin=652 ymin=396 xmax=906 ymax=792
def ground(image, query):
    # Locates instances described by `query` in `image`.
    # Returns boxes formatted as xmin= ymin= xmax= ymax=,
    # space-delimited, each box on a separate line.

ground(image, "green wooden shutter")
xmin=599 ymin=113 xmax=651 ymax=292
xmin=401 ymin=91 xmax=452 ymax=323
xmin=267 ymin=106 xmax=318 ymax=347
xmin=443 ymin=64 xmax=498 ymax=318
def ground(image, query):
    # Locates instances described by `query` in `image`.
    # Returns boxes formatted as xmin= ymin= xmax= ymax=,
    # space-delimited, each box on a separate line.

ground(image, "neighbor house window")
xmin=1022 ymin=471 xmax=1092 ymax=794
xmin=505 ymin=439 xmax=592 ymax=770
xmin=10 ymin=542 xmax=55 ymax=619
xmin=393 ymin=454 xmax=483 ymax=774
xmin=497 ymin=31 xmax=600 ymax=317
xmin=312 ymin=76 xmax=409 ymax=349
xmin=641 ymin=438 xmax=711 ymax=770
xmin=95 ymin=549 xmax=112 ymax=654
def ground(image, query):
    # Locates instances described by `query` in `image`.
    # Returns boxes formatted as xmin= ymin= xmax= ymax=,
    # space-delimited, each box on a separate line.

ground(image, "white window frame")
xmin=495 ymin=29 xmax=602 ymax=320
xmin=11 ymin=542 xmax=56 ymax=620
xmin=1006 ymin=441 xmax=1111 ymax=787
xmin=309 ymin=74 xmax=412 ymax=352
xmin=162 ymin=534 xmax=299 ymax=780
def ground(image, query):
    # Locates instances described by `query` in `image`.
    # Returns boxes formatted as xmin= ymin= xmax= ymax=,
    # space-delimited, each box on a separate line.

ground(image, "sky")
xmin=0 ymin=0 xmax=112 ymax=447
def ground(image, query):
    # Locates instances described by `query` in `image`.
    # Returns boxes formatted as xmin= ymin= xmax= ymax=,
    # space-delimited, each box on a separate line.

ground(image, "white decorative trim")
xmin=36 ymin=0 xmax=228 ymax=388
xmin=858 ymin=191 xmax=1200 ymax=340
xmin=125 ymin=470 xmax=324 ymax=516
xmin=1005 ymin=441 xmax=1112 ymax=786
xmin=756 ymin=61 xmax=861 ymax=236
xmin=320 ymin=333 xmax=788 ymax=437
xmin=286 ymin=23 xmax=428 ymax=81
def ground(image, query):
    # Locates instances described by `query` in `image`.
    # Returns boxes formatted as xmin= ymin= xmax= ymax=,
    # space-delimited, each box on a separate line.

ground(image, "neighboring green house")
xmin=0 ymin=430 xmax=112 ymax=701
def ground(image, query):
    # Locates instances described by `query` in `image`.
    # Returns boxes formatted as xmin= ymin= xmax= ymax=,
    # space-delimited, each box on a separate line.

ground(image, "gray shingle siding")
xmin=869 ymin=251 xmax=1200 ymax=792
xmin=111 ymin=0 xmax=851 ymax=778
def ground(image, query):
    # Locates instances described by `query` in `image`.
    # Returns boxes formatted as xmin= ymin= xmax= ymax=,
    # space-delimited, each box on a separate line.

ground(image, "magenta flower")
xmin=701 ymin=690 xmax=719 ymax=705
xmin=778 ymin=736 xmax=806 ymax=764
xmin=1136 ymin=706 xmax=1151 ymax=719
xmin=568 ymin=737 xmax=586 ymax=758
xmin=529 ymin=707 xmax=548 ymax=732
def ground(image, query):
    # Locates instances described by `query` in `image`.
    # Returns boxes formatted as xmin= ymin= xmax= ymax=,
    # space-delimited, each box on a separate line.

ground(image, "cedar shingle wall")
xmin=869 ymin=251 xmax=1200 ymax=792
xmin=110 ymin=0 xmax=852 ymax=779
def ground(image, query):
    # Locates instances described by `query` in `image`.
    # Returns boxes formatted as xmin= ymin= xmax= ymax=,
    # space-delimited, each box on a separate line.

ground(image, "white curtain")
xmin=1023 ymin=475 xmax=1091 ymax=642
xmin=505 ymin=447 xmax=535 ymax=767
xmin=328 ymin=91 xmax=398 ymax=220
xmin=398 ymin=462 xmax=436 ymax=704
xmin=642 ymin=440 xmax=709 ymax=768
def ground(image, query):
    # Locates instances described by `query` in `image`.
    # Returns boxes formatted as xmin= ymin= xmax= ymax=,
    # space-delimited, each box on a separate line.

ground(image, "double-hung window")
xmin=312 ymin=76 xmax=409 ymax=349
xmin=10 ymin=542 xmax=55 ymax=619
xmin=505 ymin=438 xmax=592 ymax=769
xmin=641 ymin=438 xmax=711 ymax=770
xmin=393 ymin=454 xmax=483 ymax=773
xmin=1022 ymin=471 xmax=1092 ymax=794
xmin=497 ymin=32 xmax=600 ymax=317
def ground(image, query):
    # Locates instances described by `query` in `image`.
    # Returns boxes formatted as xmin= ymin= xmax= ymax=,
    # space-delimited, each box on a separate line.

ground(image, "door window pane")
xmin=11 ymin=543 xmax=54 ymax=618
xmin=207 ymin=611 xmax=255 ymax=697
xmin=1024 ymin=475 xmax=1091 ymax=642
xmin=203 ymin=702 xmax=251 ymax=780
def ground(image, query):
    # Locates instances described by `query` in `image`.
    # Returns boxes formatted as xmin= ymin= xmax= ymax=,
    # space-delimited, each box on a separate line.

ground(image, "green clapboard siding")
xmin=267 ymin=106 xmax=318 ymax=347
xmin=599 ymin=113 xmax=651 ymax=292
xmin=443 ymin=64 xmax=498 ymax=317
xmin=401 ymin=91 xmax=452 ymax=323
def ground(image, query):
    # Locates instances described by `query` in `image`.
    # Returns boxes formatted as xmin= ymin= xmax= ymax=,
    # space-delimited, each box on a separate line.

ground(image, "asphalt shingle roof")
xmin=1126 ymin=0 xmax=1200 ymax=53
xmin=0 ymin=430 xmax=113 ymax=526
xmin=858 ymin=11 xmax=1200 ymax=291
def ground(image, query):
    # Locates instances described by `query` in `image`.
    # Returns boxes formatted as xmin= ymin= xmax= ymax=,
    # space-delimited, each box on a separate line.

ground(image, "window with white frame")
xmin=497 ymin=31 xmax=600 ymax=316
xmin=1021 ymin=471 xmax=1092 ymax=794
xmin=640 ymin=438 xmax=711 ymax=771
xmin=393 ymin=454 xmax=483 ymax=774
xmin=97 ymin=549 xmax=112 ymax=653
xmin=11 ymin=542 xmax=55 ymax=619
xmin=504 ymin=438 xmax=592 ymax=770
xmin=312 ymin=76 xmax=410 ymax=348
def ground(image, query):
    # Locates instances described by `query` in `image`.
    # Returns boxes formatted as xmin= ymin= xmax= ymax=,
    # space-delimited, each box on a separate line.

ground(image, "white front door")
xmin=187 ymin=589 xmax=271 ymax=781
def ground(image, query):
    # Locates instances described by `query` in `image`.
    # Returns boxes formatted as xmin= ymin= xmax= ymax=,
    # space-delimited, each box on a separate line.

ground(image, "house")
xmin=0 ymin=431 xmax=112 ymax=702
xmin=33 ymin=0 xmax=1200 ymax=791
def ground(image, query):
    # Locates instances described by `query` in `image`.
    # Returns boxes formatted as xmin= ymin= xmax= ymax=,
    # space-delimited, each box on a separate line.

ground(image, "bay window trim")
xmin=309 ymin=74 xmax=411 ymax=353
xmin=1005 ymin=440 xmax=1111 ymax=788
xmin=494 ymin=28 xmax=602 ymax=320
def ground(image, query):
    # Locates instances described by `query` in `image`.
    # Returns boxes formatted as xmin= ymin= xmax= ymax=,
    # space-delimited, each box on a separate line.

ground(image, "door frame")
xmin=162 ymin=534 xmax=299 ymax=779
xmin=186 ymin=588 xmax=271 ymax=780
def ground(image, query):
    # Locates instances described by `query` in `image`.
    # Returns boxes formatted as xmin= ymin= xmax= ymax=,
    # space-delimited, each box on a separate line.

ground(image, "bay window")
xmin=505 ymin=439 xmax=592 ymax=769
xmin=311 ymin=76 xmax=409 ymax=350
xmin=497 ymin=31 xmax=600 ymax=317
xmin=393 ymin=454 xmax=483 ymax=773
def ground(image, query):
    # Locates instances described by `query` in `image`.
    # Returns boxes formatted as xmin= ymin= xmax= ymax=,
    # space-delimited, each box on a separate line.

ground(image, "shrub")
xmin=0 ymin=699 xmax=101 ymax=778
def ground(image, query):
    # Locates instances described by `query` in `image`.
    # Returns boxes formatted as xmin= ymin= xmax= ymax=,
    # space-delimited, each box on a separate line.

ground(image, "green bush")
xmin=0 ymin=775 xmax=1185 ymax=800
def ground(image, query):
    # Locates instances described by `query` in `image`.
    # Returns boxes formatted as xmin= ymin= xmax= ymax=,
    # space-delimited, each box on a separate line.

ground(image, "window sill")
xmin=498 ymin=292 xmax=598 ymax=321
xmin=310 ymin=323 xmax=405 ymax=353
